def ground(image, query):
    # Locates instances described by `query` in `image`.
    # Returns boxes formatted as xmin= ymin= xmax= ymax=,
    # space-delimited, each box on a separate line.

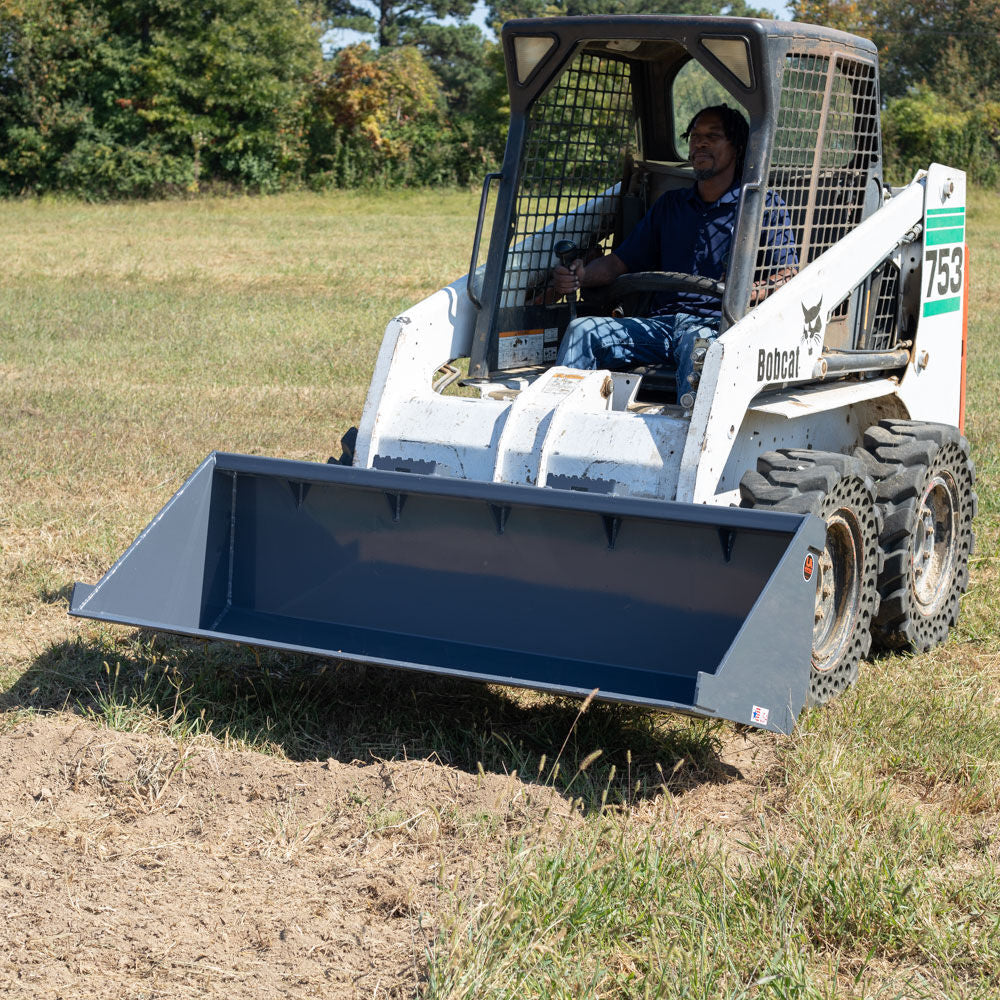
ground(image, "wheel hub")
xmin=911 ymin=472 xmax=959 ymax=614
xmin=813 ymin=509 xmax=863 ymax=673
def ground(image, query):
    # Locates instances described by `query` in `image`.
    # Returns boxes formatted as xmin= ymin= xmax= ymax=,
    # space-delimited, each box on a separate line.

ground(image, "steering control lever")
xmin=553 ymin=239 xmax=579 ymax=321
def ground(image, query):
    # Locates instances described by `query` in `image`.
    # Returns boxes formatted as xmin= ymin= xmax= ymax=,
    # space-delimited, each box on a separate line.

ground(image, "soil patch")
xmin=0 ymin=715 xmax=575 ymax=999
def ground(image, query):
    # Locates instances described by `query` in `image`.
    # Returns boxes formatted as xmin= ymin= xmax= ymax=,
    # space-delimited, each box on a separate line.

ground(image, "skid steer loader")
xmin=71 ymin=16 xmax=976 ymax=735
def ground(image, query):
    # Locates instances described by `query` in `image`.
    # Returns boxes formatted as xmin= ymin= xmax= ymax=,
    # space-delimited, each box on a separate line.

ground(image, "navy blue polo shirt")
xmin=614 ymin=183 xmax=798 ymax=318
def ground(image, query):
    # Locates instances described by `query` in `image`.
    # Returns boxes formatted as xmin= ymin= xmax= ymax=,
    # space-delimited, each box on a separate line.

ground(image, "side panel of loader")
xmin=72 ymin=453 xmax=824 ymax=733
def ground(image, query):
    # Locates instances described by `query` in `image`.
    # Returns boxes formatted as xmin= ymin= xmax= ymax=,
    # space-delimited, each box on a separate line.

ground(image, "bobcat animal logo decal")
xmin=801 ymin=297 xmax=824 ymax=355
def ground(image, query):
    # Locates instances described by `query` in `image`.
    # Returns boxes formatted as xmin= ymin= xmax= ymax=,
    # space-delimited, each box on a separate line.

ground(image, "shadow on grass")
xmin=6 ymin=630 xmax=745 ymax=812
xmin=38 ymin=584 xmax=76 ymax=605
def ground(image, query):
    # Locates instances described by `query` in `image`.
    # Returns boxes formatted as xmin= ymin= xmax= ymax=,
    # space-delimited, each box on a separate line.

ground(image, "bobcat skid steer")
xmin=71 ymin=17 xmax=976 ymax=735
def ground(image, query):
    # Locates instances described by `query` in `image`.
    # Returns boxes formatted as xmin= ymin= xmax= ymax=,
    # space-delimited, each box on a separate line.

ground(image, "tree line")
xmin=1 ymin=0 xmax=998 ymax=199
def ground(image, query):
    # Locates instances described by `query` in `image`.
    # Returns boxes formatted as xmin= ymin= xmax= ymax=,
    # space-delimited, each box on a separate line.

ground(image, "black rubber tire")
xmin=857 ymin=420 xmax=977 ymax=652
xmin=739 ymin=450 xmax=881 ymax=706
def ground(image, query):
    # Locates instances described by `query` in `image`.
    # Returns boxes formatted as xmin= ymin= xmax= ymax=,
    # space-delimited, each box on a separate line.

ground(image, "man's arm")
xmin=750 ymin=193 xmax=800 ymax=305
xmin=553 ymin=253 xmax=628 ymax=299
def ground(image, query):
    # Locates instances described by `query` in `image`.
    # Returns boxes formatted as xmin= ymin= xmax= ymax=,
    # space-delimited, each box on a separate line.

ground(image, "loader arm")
xmin=683 ymin=167 xmax=964 ymax=503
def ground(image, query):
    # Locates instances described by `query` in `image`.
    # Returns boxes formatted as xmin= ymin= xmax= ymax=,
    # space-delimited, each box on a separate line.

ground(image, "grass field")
xmin=1 ymin=188 xmax=998 ymax=999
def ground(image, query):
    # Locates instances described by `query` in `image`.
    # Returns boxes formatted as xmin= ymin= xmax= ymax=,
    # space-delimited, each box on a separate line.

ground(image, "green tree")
xmin=135 ymin=0 xmax=322 ymax=191
xmin=882 ymin=87 xmax=1000 ymax=187
xmin=323 ymin=0 xmax=476 ymax=48
xmin=0 ymin=0 xmax=151 ymax=195
xmin=307 ymin=42 xmax=495 ymax=186
xmin=0 ymin=0 xmax=321 ymax=197
xmin=321 ymin=0 xmax=490 ymax=118
xmin=789 ymin=0 xmax=865 ymax=33
xmin=416 ymin=21 xmax=492 ymax=114
xmin=790 ymin=0 xmax=1000 ymax=102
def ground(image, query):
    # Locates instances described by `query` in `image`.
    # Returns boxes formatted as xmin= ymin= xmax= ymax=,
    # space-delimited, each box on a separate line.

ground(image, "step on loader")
xmin=71 ymin=17 xmax=977 ymax=734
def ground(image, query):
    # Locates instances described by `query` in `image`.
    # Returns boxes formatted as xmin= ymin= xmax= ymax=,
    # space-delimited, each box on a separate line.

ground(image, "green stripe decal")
xmin=926 ymin=214 xmax=966 ymax=228
xmin=923 ymin=296 xmax=962 ymax=317
xmin=926 ymin=227 xmax=965 ymax=245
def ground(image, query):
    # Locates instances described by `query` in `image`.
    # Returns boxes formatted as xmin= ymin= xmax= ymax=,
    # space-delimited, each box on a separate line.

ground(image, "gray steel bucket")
xmin=71 ymin=453 xmax=825 ymax=733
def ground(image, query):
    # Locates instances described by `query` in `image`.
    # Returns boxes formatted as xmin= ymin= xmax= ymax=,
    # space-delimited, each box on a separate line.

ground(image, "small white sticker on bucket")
xmin=751 ymin=705 xmax=770 ymax=726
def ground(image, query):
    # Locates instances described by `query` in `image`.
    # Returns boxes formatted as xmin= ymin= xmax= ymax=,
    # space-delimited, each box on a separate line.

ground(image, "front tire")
xmin=860 ymin=420 xmax=977 ymax=652
xmin=740 ymin=451 xmax=881 ymax=706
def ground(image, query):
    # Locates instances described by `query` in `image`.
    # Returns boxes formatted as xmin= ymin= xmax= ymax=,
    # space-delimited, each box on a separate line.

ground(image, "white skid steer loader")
xmin=71 ymin=17 xmax=976 ymax=734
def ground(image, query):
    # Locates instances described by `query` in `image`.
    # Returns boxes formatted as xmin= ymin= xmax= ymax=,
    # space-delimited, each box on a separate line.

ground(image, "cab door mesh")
xmin=492 ymin=52 xmax=636 ymax=370
xmin=759 ymin=52 xmax=882 ymax=349
xmin=762 ymin=53 xmax=879 ymax=276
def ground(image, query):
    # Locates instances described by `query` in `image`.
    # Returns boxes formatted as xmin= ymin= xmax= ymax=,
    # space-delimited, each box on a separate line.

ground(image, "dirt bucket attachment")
xmin=71 ymin=453 xmax=825 ymax=733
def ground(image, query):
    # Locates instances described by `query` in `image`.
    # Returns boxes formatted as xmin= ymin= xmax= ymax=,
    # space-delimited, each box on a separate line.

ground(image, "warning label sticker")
xmin=497 ymin=328 xmax=559 ymax=369
xmin=543 ymin=372 xmax=586 ymax=395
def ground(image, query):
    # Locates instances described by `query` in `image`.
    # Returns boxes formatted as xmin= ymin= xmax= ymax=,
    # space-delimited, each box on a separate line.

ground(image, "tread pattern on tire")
xmin=740 ymin=449 xmax=881 ymax=706
xmin=856 ymin=419 xmax=977 ymax=653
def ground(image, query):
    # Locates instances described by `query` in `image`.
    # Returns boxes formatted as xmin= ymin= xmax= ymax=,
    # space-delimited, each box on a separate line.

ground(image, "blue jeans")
xmin=556 ymin=312 xmax=718 ymax=399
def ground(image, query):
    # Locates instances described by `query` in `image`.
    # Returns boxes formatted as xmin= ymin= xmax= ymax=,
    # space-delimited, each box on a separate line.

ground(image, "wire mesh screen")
xmin=828 ymin=258 xmax=902 ymax=352
xmin=758 ymin=53 xmax=880 ymax=295
xmin=864 ymin=261 xmax=901 ymax=351
xmin=495 ymin=52 xmax=636 ymax=369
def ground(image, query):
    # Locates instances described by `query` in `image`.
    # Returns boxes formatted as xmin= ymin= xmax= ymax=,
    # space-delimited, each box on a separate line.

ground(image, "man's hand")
xmin=552 ymin=253 xmax=628 ymax=299
xmin=552 ymin=259 xmax=584 ymax=298
xmin=750 ymin=266 xmax=797 ymax=305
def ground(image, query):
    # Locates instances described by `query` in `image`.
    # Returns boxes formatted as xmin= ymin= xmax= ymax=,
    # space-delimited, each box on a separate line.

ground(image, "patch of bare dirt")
xmin=0 ymin=715 xmax=577 ymax=999
xmin=627 ymin=728 xmax=785 ymax=839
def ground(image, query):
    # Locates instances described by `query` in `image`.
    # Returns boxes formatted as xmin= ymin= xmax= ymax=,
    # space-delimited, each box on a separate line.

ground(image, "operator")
xmin=552 ymin=104 xmax=798 ymax=399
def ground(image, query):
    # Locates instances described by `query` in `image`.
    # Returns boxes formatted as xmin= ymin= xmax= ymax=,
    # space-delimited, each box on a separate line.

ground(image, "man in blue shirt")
xmin=553 ymin=105 xmax=798 ymax=400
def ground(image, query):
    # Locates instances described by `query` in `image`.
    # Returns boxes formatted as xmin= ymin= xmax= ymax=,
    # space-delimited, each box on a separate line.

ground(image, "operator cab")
xmin=461 ymin=17 xmax=888 ymax=405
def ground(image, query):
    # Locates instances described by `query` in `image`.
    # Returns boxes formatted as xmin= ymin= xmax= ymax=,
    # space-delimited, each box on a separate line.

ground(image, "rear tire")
xmin=740 ymin=451 xmax=881 ymax=706
xmin=859 ymin=420 xmax=977 ymax=652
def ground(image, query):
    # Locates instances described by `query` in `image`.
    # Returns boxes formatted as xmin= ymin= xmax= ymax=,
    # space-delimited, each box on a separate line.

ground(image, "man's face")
xmin=688 ymin=113 xmax=739 ymax=182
